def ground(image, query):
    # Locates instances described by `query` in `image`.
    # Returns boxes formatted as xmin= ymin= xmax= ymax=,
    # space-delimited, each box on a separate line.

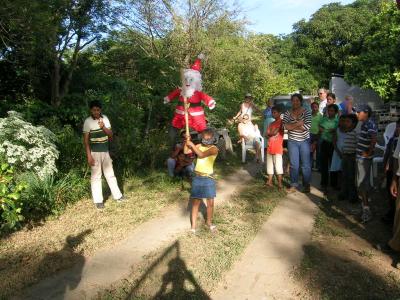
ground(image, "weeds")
xmin=314 ymin=211 xmax=349 ymax=238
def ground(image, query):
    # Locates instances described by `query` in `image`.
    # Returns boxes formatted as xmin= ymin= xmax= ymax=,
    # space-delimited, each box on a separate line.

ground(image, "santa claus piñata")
xmin=164 ymin=54 xmax=216 ymax=132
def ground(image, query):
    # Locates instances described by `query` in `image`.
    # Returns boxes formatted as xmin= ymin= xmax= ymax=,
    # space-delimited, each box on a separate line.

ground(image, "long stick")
xmin=181 ymin=69 xmax=191 ymax=154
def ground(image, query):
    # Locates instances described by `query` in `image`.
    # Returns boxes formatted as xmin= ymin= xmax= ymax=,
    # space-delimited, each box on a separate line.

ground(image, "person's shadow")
xmin=124 ymin=241 xmax=210 ymax=300
xmin=153 ymin=257 xmax=210 ymax=300
xmin=21 ymin=229 xmax=92 ymax=299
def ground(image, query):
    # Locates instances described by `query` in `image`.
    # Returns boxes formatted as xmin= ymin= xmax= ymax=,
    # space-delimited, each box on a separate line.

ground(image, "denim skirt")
xmin=190 ymin=176 xmax=216 ymax=199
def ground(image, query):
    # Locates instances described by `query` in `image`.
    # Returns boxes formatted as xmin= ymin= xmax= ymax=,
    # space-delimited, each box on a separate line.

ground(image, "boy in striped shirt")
xmin=338 ymin=114 xmax=358 ymax=202
xmin=355 ymin=104 xmax=377 ymax=222
xmin=83 ymin=100 xmax=124 ymax=209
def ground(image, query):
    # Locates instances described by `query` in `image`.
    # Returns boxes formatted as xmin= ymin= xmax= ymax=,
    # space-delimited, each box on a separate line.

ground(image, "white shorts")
xmin=266 ymin=153 xmax=283 ymax=175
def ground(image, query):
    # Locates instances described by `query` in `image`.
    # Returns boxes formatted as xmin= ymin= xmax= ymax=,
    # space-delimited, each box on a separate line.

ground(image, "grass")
xmin=314 ymin=211 xmax=349 ymax=238
xmin=0 ymin=171 xmax=186 ymax=299
xmin=296 ymin=202 xmax=400 ymax=299
xmin=96 ymin=180 xmax=284 ymax=299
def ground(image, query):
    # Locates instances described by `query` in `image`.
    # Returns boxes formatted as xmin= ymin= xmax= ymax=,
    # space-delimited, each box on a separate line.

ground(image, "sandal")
xmin=190 ymin=228 xmax=196 ymax=234
xmin=208 ymin=225 xmax=217 ymax=232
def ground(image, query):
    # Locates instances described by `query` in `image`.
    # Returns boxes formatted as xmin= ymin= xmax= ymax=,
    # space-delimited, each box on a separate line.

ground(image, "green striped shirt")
xmin=83 ymin=115 xmax=111 ymax=152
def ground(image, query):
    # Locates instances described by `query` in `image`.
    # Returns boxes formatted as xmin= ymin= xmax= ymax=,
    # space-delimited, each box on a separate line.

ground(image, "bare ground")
xmin=295 ymin=187 xmax=400 ymax=299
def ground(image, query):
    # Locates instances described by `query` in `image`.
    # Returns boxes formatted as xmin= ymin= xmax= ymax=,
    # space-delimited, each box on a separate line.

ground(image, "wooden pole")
xmin=181 ymin=69 xmax=191 ymax=154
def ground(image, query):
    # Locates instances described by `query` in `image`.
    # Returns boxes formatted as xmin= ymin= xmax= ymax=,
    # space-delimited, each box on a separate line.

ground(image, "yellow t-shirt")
xmin=194 ymin=145 xmax=218 ymax=175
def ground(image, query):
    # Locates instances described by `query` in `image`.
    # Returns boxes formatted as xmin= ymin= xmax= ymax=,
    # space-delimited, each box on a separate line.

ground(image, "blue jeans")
xmin=167 ymin=158 xmax=194 ymax=178
xmin=287 ymin=139 xmax=311 ymax=187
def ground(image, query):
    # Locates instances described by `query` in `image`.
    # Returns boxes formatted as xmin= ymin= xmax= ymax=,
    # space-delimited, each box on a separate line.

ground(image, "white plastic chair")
xmin=241 ymin=136 xmax=265 ymax=163
xmin=371 ymin=122 xmax=397 ymax=187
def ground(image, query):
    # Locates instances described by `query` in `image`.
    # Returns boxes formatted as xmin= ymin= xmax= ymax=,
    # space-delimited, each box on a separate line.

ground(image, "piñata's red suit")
xmin=164 ymin=55 xmax=215 ymax=132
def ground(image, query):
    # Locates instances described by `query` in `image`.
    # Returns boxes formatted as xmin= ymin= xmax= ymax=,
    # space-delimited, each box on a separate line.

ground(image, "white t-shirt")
xmin=83 ymin=115 xmax=111 ymax=152
xmin=83 ymin=115 xmax=111 ymax=132
xmin=240 ymin=103 xmax=253 ymax=120
xmin=318 ymin=99 xmax=327 ymax=115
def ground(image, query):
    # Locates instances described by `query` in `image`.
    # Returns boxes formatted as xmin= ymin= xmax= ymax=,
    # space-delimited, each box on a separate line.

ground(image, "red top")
xmin=165 ymin=88 xmax=215 ymax=111
xmin=266 ymin=119 xmax=284 ymax=155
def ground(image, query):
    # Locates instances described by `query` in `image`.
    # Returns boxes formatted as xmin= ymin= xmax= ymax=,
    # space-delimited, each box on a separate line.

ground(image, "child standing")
xmin=319 ymin=104 xmax=339 ymax=193
xmin=355 ymin=104 xmax=377 ymax=223
xmin=330 ymin=115 xmax=347 ymax=188
xmin=338 ymin=114 xmax=358 ymax=202
xmin=186 ymin=129 xmax=219 ymax=233
xmin=310 ymin=102 xmax=322 ymax=170
xmin=265 ymin=106 xmax=284 ymax=189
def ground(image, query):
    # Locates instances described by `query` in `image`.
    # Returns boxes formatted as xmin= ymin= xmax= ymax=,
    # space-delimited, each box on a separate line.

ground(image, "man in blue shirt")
xmin=356 ymin=104 xmax=377 ymax=223
xmin=339 ymin=95 xmax=356 ymax=116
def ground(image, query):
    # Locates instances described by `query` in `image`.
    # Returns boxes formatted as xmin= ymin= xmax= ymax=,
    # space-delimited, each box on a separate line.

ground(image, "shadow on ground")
xmin=5 ymin=229 xmax=91 ymax=299
xmin=306 ymin=182 xmax=399 ymax=267
xmin=122 ymin=241 xmax=210 ymax=300
xmin=300 ymin=243 xmax=400 ymax=299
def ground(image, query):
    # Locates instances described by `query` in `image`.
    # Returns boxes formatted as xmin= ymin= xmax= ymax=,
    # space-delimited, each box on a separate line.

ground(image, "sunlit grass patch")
xmin=97 ymin=180 xmax=284 ymax=299
xmin=0 ymin=171 xmax=185 ymax=299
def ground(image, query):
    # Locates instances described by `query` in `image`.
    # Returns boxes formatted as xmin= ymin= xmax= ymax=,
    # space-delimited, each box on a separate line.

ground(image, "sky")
xmin=244 ymin=0 xmax=355 ymax=35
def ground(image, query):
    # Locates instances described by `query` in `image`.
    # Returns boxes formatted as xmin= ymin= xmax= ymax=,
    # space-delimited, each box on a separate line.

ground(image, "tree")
xmin=0 ymin=0 xmax=116 ymax=107
xmin=291 ymin=0 xmax=379 ymax=86
xmin=346 ymin=0 xmax=400 ymax=101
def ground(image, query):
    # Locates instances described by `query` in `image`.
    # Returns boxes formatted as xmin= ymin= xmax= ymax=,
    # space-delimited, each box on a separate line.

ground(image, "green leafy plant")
xmin=0 ymin=162 xmax=27 ymax=231
xmin=20 ymin=170 xmax=89 ymax=218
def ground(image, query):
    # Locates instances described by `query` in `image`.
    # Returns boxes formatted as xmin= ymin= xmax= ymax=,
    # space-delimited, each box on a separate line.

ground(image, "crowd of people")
xmin=82 ymin=92 xmax=400 ymax=253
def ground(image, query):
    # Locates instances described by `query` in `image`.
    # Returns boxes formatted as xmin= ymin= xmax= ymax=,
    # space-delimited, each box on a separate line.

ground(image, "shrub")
xmin=0 ymin=111 xmax=59 ymax=179
xmin=0 ymin=161 xmax=27 ymax=231
xmin=19 ymin=170 xmax=89 ymax=218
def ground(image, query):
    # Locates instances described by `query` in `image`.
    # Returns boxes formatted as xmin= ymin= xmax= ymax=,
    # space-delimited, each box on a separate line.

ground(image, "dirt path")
xmin=211 ymin=186 xmax=323 ymax=300
xmin=15 ymin=165 xmax=259 ymax=300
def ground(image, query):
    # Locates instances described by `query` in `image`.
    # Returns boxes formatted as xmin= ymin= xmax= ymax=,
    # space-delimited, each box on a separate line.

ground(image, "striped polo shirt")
xmin=283 ymin=109 xmax=312 ymax=141
xmin=342 ymin=130 xmax=358 ymax=154
xmin=83 ymin=115 xmax=111 ymax=152
xmin=356 ymin=118 xmax=377 ymax=158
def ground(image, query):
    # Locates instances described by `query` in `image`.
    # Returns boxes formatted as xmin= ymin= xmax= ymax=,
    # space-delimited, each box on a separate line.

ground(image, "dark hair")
xmin=89 ymin=100 xmax=102 ymax=109
xmin=327 ymin=92 xmax=336 ymax=100
xmin=311 ymin=101 xmax=319 ymax=107
xmin=347 ymin=114 xmax=358 ymax=126
xmin=202 ymin=128 xmax=215 ymax=137
xmin=271 ymin=105 xmax=281 ymax=113
xmin=291 ymin=93 xmax=303 ymax=104
xmin=327 ymin=103 xmax=339 ymax=113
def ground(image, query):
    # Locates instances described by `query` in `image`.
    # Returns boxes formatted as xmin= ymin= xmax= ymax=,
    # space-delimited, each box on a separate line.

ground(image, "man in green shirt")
xmin=319 ymin=104 xmax=339 ymax=192
xmin=310 ymin=102 xmax=322 ymax=170
xmin=83 ymin=100 xmax=124 ymax=209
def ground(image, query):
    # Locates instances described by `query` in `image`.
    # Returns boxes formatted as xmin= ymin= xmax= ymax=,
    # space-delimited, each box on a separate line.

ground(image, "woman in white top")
xmin=232 ymin=93 xmax=261 ymax=140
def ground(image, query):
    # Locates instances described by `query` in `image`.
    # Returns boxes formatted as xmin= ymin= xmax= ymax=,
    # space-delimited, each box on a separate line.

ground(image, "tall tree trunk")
xmin=51 ymin=57 xmax=61 ymax=107
xmin=145 ymin=98 xmax=153 ymax=139
xmin=60 ymin=35 xmax=81 ymax=100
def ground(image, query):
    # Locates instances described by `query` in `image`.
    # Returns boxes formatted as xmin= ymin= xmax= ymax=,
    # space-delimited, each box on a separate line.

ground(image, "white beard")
xmin=182 ymin=86 xmax=195 ymax=98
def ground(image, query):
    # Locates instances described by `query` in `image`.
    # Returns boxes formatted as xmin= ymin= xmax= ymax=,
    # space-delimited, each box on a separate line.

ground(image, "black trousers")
xmin=340 ymin=154 xmax=357 ymax=201
xmin=320 ymin=140 xmax=337 ymax=188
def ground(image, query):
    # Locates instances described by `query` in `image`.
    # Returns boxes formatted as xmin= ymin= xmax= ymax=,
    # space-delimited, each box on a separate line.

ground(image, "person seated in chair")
xmin=167 ymin=131 xmax=195 ymax=178
xmin=239 ymin=117 xmax=262 ymax=162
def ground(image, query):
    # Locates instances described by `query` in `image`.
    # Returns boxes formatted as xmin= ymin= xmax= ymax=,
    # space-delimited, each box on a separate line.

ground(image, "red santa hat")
xmin=190 ymin=53 xmax=205 ymax=72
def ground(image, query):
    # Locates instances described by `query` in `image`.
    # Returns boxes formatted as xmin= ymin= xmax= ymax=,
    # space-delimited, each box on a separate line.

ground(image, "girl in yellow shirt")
xmin=186 ymin=129 xmax=219 ymax=233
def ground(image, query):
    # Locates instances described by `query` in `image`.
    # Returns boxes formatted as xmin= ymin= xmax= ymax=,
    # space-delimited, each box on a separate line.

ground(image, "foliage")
xmin=19 ymin=170 xmax=89 ymax=219
xmin=0 ymin=0 xmax=119 ymax=106
xmin=346 ymin=0 xmax=400 ymax=101
xmin=0 ymin=161 xmax=27 ymax=231
xmin=0 ymin=111 xmax=59 ymax=179
xmin=291 ymin=0 xmax=379 ymax=86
